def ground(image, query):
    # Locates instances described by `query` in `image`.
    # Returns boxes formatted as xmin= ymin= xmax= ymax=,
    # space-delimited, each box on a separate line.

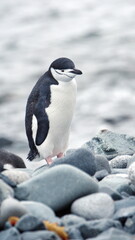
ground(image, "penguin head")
xmin=49 ymin=57 xmax=82 ymax=82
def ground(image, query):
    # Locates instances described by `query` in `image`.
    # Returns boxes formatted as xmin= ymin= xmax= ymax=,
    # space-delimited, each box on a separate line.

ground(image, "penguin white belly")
xmin=32 ymin=79 xmax=77 ymax=159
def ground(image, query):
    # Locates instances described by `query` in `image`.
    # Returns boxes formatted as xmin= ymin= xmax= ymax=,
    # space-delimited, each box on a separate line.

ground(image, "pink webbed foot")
xmin=57 ymin=152 xmax=64 ymax=158
xmin=46 ymin=156 xmax=53 ymax=165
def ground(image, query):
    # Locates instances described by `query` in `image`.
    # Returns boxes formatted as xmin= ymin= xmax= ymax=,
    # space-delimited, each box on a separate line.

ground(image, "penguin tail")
xmin=27 ymin=149 xmax=39 ymax=161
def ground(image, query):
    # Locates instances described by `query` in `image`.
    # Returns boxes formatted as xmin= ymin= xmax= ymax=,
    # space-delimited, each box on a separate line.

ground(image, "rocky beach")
xmin=0 ymin=129 xmax=135 ymax=239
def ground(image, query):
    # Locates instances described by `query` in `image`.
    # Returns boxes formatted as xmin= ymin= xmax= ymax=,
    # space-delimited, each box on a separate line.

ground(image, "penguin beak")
xmin=70 ymin=69 xmax=83 ymax=75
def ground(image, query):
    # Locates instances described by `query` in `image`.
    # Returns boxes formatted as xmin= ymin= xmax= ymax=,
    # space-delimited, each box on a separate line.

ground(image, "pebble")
xmin=21 ymin=230 xmax=61 ymax=240
xmin=0 ymin=198 xmax=28 ymax=228
xmin=2 ymin=169 xmax=30 ymax=184
xmin=94 ymin=169 xmax=109 ymax=181
xmin=115 ymin=196 xmax=135 ymax=211
xmin=0 ymin=227 xmax=20 ymax=240
xmin=109 ymin=155 xmax=132 ymax=168
xmin=99 ymin=174 xmax=133 ymax=195
xmin=99 ymin=186 xmax=122 ymax=200
xmin=95 ymin=155 xmax=111 ymax=173
xmin=50 ymin=148 xmax=96 ymax=176
xmin=61 ymin=214 xmax=86 ymax=226
xmin=71 ymin=193 xmax=115 ymax=220
xmin=21 ymin=201 xmax=60 ymax=223
xmin=77 ymin=219 xmax=122 ymax=239
xmin=15 ymin=164 xmax=99 ymax=211
xmin=87 ymin=227 xmax=133 ymax=240
xmin=83 ymin=129 xmax=135 ymax=160
xmin=128 ymin=162 xmax=135 ymax=186
xmin=0 ymin=179 xmax=14 ymax=205
xmin=16 ymin=214 xmax=45 ymax=232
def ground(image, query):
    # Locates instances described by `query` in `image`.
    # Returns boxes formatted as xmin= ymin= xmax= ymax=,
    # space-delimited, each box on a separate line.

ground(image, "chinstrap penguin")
xmin=25 ymin=57 xmax=82 ymax=164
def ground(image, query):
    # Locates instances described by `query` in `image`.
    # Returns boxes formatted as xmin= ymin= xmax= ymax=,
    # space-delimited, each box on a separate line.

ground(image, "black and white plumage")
xmin=25 ymin=57 xmax=82 ymax=164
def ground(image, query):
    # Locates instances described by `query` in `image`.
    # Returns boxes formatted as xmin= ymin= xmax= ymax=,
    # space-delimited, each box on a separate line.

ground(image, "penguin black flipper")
xmin=34 ymin=95 xmax=50 ymax=146
xmin=25 ymin=72 xmax=58 ymax=160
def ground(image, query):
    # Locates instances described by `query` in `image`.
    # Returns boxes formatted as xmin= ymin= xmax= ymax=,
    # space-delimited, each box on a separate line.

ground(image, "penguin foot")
xmin=57 ymin=152 xmax=64 ymax=158
xmin=27 ymin=150 xmax=39 ymax=161
xmin=46 ymin=157 xmax=53 ymax=165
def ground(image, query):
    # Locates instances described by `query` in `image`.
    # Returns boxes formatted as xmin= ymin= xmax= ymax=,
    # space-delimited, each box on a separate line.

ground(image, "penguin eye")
xmin=61 ymin=70 xmax=65 ymax=72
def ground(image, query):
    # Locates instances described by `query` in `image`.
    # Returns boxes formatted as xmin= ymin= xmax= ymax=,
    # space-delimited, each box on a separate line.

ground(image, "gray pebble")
xmin=109 ymin=155 xmax=132 ymax=169
xmin=16 ymin=214 xmax=45 ymax=232
xmin=77 ymin=219 xmax=122 ymax=239
xmin=15 ymin=165 xmax=98 ymax=211
xmin=50 ymin=148 xmax=96 ymax=176
xmin=0 ymin=179 xmax=14 ymax=205
xmin=61 ymin=214 xmax=86 ymax=226
xmin=86 ymin=227 xmax=133 ymax=240
xmin=99 ymin=174 xmax=133 ymax=195
xmin=0 ymin=227 xmax=20 ymax=240
xmin=71 ymin=193 xmax=114 ymax=220
xmin=21 ymin=230 xmax=61 ymax=240
xmin=95 ymin=155 xmax=111 ymax=173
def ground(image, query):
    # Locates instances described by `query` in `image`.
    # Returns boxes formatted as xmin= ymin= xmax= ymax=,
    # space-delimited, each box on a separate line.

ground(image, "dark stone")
xmin=16 ymin=214 xmax=45 ymax=232
xmin=15 ymin=165 xmax=99 ymax=211
xmin=95 ymin=155 xmax=111 ymax=173
xmin=82 ymin=129 xmax=135 ymax=160
xmin=86 ymin=227 xmax=133 ymax=240
xmin=99 ymin=186 xmax=122 ymax=200
xmin=0 ymin=150 xmax=26 ymax=172
xmin=77 ymin=219 xmax=122 ymax=239
xmin=21 ymin=230 xmax=61 ymax=240
xmin=50 ymin=148 xmax=96 ymax=176
xmin=94 ymin=170 xmax=109 ymax=181
xmin=0 ymin=227 xmax=20 ymax=240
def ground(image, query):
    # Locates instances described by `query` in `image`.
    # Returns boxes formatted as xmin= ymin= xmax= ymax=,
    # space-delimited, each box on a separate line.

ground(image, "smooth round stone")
xmin=50 ymin=148 xmax=96 ymax=176
xmin=0 ymin=198 xmax=28 ymax=228
xmin=15 ymin=165 xmax=99 ymax=211
xmin=61 ymin=214 xmax=86 ymax=226
xmin=95 ymin=155 xmax=111 ymax=173
xmin=2 ymin=169 xmax=31 ymax=184
xmin=86 ymin=227 xmax=133 ymax=240
xmin=0 ymin=179 xmax=14 ymax=205
xmin=21 ymin=201 xmax=60 ymax=223
xmin=71 ymin=193 xmax=114 ymax=220
xmin=110 ymin=155 xmax=132 ymax=169
xmin=0 ymin=227 xmax=20 ymax=240
xmin=16 ymin=214 xmax=45 ymax=232
xmin=99 ymin=174 xmax=133 ymax=195
xmin=128 ymin=162 xmax=135 ymax=186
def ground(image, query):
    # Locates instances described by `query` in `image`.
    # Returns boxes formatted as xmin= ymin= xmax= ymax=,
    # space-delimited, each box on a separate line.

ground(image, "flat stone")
xmin=99 ymin=174 xmax=133 ymax=195
xmin=61 ymin=214 xmax=86 ymax=226
xmin=86 ymin=227 xmax=133 ymax=240
xmin=50 ymin=148 xmax=96 ymax=176
xmin=0 ymin=198 xmax=28 ymax=228
xmin=77 ymin=219 xmax=122 ymax=239
xmin=71 ymin=193 xmax=114 ymax=220
xmin=21 ymin=230 xmax=61 ymax=240
xmin=95 ymin=155 xmax=111 ymax=173
xmin=0 ymin=227 xmax=20 ymax=240
xmin=21 ymin=201 xmax=60 ymax=223
xmin=82 ymin=129 xmax=135 ymax=160
xmin=15 ymin=165 xmax=99 ymax=211
xmin=16 ymin=214 xmax=45 ymax=232
xmin=0 ymin=179 xmax=14 ymax=205
xmin=110 ymin=155 xmax=132 ymax=168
